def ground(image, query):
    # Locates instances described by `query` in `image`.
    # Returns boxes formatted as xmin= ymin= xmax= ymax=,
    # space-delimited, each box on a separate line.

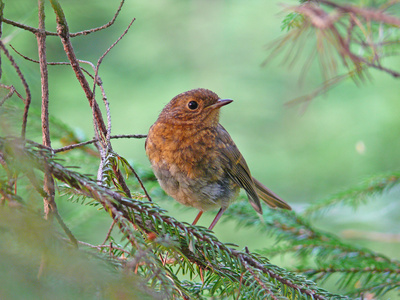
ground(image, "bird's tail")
xmin=252 ymin=177 xmax=291 ymax=210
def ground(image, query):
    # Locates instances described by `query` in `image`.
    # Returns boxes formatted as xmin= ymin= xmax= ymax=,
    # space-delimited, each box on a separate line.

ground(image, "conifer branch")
xmin=0 ymin=137 xmax=346 ymax=299
xmin=304 ymin=173 xmax=400 ymax=217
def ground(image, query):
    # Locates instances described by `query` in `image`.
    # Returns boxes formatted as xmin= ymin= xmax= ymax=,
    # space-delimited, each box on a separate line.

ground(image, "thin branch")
xmin=60 ymin=238 xmax=130 ymax=256
xmin=9 ymin=44 xmax=96 ymax=79
xmin=92 ymin=17 xmax=136 ymax=148
xmin=102 ymin=219 xmax=116 ymax=245
xmin=49 ymin=0 xmax=131 ymax=197
xmin=50 ymin=0 xmax=105 ymax=134
xmin=2 ymin=18 xmax=57 ymax=35
xmin=320 ymin=0 xmax=400 ymax=27
xmin=120 ymin=156 xmax=152 ymax=202
xmin=37 ymin=0 xmax=55 ymax=221
xmin=53 ymin=134 xmax=147 ymax=153
xmin=54 ymin=211 xmax=78 ymax=247
xmin=69 ymin=0 xmax=125 ymax=37
xmin=2 ymin=0 xmax=125 ymax=37
xmin=0 ymin=84 xmax=16 ymax=106
xmin=0 ymin=42 xmax=31 ymax=138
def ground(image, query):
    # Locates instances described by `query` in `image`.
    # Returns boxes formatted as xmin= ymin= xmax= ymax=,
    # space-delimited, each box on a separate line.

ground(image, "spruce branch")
xmin=304 ymin=172 xmax=400 ymax=217
xmin=225 ymin=198 xmax=400 ymax=297
xmin=0 ymin=137 xmax=347 ymax=299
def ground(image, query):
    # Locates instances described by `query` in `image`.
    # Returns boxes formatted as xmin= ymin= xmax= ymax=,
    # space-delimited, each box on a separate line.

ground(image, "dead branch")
xmin=53 ymin=134 xmax=147 ymax=154
xmin=0 ymin=42 xmax=31 ymax=138
xmin=9 ymin=44 xmax=96 ymax=80
xmin=3 ymin=0 xmax=125 ymax=38
xmin=36 ymin=0 xmax=56 ymax=223
xmin=92 ymin=17 xmax=136 ymax=143
xmin=69 ymin=0 xmax=125 ymax=37
xmin=49 ymin=0 xmax=132 ymax=197
xmin=320 ymin=0 xmax=400 ymax=27
xmin=91 ymin=17 xmax=136 ymax=183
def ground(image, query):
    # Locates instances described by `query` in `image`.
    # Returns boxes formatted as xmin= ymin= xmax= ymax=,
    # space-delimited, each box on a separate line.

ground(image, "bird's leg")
xmin=192 ymin=210 xmax=203 ymax=226
xmin=208 ymin=207 xmax=226 ymax=230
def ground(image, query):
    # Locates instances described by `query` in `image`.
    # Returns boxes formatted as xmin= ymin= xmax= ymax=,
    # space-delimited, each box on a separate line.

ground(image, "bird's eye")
xmin=187 ymin=101 xmax=199 ymax=110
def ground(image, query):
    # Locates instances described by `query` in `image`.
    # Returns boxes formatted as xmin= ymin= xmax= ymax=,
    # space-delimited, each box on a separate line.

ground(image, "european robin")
xmin=145 ymin=88 xmax=291 ymax=230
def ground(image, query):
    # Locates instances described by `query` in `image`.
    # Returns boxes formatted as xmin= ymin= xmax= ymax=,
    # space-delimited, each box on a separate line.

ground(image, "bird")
xmin=145 ymin=88 xmax=291 ymax=230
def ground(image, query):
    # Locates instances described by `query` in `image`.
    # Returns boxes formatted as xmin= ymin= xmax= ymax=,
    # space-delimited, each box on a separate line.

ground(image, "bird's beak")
xmin=209 ymin=99 xmax=233 ymax=109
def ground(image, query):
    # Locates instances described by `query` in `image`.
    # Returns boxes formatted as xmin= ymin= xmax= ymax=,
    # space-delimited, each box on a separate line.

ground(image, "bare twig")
xmin=236 ymin=251 xmax=327 ymax=300
xmin=53 ymin=134 xmax=146 ymax=153
xmin=102 ymin=219 xmax=116 ymax=245
xmin=49 ymin=0 xmax=131 ymax=197
xmin=37 ymin=0 xmax=55 ymax=221
xmin=90 ymin=17 xmax=136 ymax=185
xmin=3 ymin=0 xmax=125 ymax=37
xmin=50 ymin=0 xmax=106 ymax=134
xmin=54 ymin=212 xmax=78 ymax=246
xmin=69 ymin=0 xmax=125 ymax=37
xmin=92 ymin=17 xmax=136 ymax=147
xmin=2 ymin=18 xmax=58 ymax=36
xmin=0 ymin=42 xmax=31 ymax=138
xmin=35 ymin=1 xmax=77 ymax=248
xmin=320 ymin=0 xmax=400 ymax=27
xmin=0 ymin=85 xmax=16 ymax=106
xmin=9 ymin=44 xmax=96 ymax=79
xmin=122 ymin=158 xmax=153 ymax=202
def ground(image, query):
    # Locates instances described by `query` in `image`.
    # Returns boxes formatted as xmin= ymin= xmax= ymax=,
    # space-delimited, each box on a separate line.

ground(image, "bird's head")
xmin=157 ymin=88 xmax=232 ymax=127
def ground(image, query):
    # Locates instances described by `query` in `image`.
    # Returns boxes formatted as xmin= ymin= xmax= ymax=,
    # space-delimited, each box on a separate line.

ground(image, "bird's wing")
xmin=216 ymin=124 xmax=262 ymax=213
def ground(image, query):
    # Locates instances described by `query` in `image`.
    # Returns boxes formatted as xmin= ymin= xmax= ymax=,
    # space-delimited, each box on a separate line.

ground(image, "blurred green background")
xmin=3 ymin=0 xmax=400 ymax=268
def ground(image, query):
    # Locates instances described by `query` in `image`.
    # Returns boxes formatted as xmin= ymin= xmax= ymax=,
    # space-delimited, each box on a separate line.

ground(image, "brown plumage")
xmin=145 ymin=88 xmax=291 ymax=230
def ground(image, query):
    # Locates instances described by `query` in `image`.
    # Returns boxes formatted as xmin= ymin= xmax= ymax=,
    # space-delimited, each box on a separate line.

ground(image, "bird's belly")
xmin=153 ymin=162 xmax=239 ymax=211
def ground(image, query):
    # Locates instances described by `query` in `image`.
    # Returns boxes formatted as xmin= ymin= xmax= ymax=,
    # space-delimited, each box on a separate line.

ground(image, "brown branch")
xmin=2 ymin=18 xmax=57 ymax=35
xmin=92 ymin=17 xmax=136 ymax=146
xmin=53 ymin=134 xmax=147 ymax=153
xmin=320 ymin=0 xmax=400 ymax=27
xmin=0 ymin=42 xmax=31 ymax=139
xmin=69 ymin=0 xmax=125 ymax=37
xmin=49 ymin=0 xmax=106 ymax=134
xmin=239 ymin=256 xmax=279 ymax=300
xmin=2 ymin=0 xmax=125 ymax=37
xmin=0 ymin=84 xmax=16 ymax=106
xmin=9 ymin=44 xmax=96 ymax=79
xmin=37 ymin=0 xmax=56 ymax=223
xmin=102 ymin=220 xmax=116 ymax=245
xmin=122 ymin=157 xmax=152 ymax=202
xmin=49 ymin=0 xmax=131 ymax=197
